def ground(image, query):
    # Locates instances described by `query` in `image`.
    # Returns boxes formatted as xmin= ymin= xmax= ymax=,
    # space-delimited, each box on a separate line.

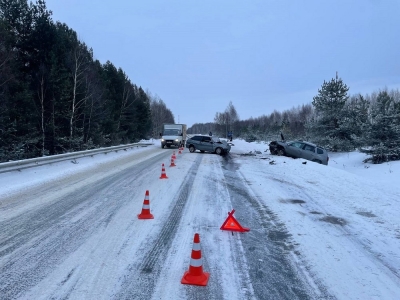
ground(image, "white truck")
xmin=160 ymin=124 xmax=187 ymax=148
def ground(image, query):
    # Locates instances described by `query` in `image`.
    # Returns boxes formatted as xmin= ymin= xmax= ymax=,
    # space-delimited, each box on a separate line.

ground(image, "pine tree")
xmin=101 ymin=61 xmax=121 ymax=144
xmin=0 ymin=0 xmax=38 ymax=160
xmin=309 ymin=74 xmax=350 ymax=150
xmin=134 ymin=87 xmax=152 ymax=140
xmin=361 ymin=90 xmax=400 ymax=163
xmin=337 ymin=94 xmax=370 ymax=150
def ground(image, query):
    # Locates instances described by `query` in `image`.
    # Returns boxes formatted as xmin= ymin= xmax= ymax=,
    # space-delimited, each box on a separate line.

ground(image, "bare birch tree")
xmin=67 ymin=41 xmax=91 ymax=149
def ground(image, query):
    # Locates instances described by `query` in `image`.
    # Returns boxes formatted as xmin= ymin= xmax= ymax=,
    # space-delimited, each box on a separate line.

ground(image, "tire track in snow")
xmin=114 ymin=155 xmax=217 ymax=300
xmin=263 ymin=168 xmax=400 ymax=292
xmin=220 ymin=154 xmax=334 ymax=300
xmin=0 ymin=152 xmax=169 ymax=300
xmin=194 ymin=155 xmax=254 ymax=300
xmin=149 ymin=153 xmax=246 ymax=300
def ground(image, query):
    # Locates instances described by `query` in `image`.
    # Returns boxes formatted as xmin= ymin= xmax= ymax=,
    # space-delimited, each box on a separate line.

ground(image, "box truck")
xmin=160 ymin=124 xmax=187 ymax=148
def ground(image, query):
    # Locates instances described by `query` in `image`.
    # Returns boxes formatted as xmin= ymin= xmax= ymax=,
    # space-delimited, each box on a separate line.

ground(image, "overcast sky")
xmin=45 ymin=0 xmax=400 ymax=127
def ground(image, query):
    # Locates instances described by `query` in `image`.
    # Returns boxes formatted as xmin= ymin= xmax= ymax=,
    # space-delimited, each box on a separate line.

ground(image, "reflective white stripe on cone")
xmin=138 ymin=190 xmax=154 ymax=219
xmin=181 ymin=233 xmax=210 ymax=286
xmin=160 ymin=163 xmax=168 ymax=179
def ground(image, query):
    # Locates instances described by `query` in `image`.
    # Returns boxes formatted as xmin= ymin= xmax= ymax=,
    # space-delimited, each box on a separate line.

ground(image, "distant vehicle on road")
xmin=186 ymin=135 xmax=231 ymax=155
xmin=160 ymin=124 xmax=187 ymax=148
xmin=269 ymin=140 xmax=329 ymax=165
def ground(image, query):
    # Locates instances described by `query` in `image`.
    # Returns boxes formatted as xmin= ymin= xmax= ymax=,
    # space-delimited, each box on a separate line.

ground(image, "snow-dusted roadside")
xmin=234 ymin=140 xmax=400 ymax=299
xmin=0 ymin=139 xmax=399 ymax=299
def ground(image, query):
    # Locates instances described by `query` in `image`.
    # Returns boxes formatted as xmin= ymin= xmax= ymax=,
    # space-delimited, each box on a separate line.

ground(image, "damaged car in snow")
xmin=269 ymin=140 xmax=329 ymax=165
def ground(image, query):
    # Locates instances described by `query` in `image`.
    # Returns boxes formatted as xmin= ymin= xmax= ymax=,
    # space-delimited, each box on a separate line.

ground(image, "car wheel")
xmin=161 ymin=145 xmax=164 ymax=149
xmin=189 ymin=146 xmax=195 ymax=153
xmin=200 ymin=150 xmax=205 ymax=153
xmin=215 ymin=147 xmax=222 ymax=155
xmin=277 ymin=148 xmax=286 ymax=156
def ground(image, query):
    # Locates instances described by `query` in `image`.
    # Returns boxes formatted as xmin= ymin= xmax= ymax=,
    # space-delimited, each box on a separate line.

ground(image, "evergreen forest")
xmin=0 ymin=0 xmax=174 ymax=162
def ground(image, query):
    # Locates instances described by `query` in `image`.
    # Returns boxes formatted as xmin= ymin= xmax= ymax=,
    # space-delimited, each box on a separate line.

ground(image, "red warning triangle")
xmin=220 ymin=209 xmax=250 ymax=232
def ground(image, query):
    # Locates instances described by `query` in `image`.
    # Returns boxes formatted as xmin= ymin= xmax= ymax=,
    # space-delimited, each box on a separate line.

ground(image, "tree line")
xmin=189 ymin=77 xmax=400 ymax=164
xmin=0 ymin=0 xmax=175 ymax=162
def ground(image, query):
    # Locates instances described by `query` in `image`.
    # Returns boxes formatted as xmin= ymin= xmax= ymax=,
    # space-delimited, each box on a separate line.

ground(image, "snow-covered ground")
xmin=0 ymin=139 xmax=399 ymax=299
xmin=233 ymin=140 xmax=400 ymax=299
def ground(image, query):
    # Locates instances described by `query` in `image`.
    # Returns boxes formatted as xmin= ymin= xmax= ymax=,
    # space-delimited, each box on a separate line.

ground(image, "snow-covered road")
xmin=0 ymin=140 xmax=399 ymax=299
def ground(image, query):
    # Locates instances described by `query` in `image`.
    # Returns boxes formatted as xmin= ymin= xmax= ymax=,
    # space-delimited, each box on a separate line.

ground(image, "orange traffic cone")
xmin=178 ymin=148 xmax=182 ymax=154
xmin=160 ymin=163 xmax=168 ymax=179
xmin=170 ymin=156 xmax=176 ymax=167
xmin=137 ymin=190 xmax=154 ymax=219
xmin=181 ymin=233 xmax=210 ymax=286
xmin=172 ymin=151 xmax=177 ymax=160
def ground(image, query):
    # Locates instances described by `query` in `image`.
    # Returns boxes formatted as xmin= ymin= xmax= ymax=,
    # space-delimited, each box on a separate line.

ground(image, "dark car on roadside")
xmin=186 ymin=135 xmax=231 ymax=155
xmin=269 ymin=140 xmax=329 ymax=165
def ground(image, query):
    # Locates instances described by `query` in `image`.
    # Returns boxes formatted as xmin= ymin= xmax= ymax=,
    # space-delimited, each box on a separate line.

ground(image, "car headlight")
xmin=161 ymin=139 xmax=165 ymax=142
xmin=175 ymin=139 xmax=179 ymax=142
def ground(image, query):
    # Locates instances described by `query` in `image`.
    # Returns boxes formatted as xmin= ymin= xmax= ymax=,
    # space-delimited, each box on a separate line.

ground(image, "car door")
xmin=189 ymin=136 xmax=202 ymax=148
xmin=286 ymin=142 xmax=304 ymax=158
xmin=200 ymin=136 xmax=214 ymax=152
xmin=301 ymin=144 xmax=316 ymax=160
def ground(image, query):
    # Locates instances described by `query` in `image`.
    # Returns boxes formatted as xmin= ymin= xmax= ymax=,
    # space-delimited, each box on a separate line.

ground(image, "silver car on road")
xmin=186 ymin=135 xmax=231 ymax=155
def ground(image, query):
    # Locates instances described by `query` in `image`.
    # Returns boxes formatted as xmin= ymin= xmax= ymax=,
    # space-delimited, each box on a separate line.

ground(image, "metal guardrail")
xmin=0 ymin=143 xmax=153 ymax=174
